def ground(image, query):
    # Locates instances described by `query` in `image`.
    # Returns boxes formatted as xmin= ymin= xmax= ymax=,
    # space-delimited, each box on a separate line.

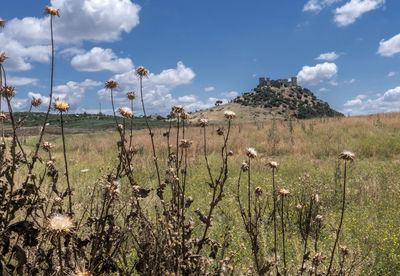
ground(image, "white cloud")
xmin=334 ymin=0 xmax=385 ymax=27
xmin=204 ymin=86 xmax=215 ymax=92
xmin=319 ymin=87 xmax=328 ymax=92
xmin=330 ymin=80 xmax=339 ymax=86
xmin=303 ymin=0 xmax=344 ymax=12
xmin=297 ymin=62 xmax=338 ymax=85
xmin=349 ymin=78 xmax=356 ymax=83
xmin=315 ymin=51 xmax=340 ymax=61
xmin=342 ymin=87 xmax=400 ymax=115
xmin=388 ymin=72 xmax=396 ymax=77
xmin=0 ymin=0 xmax=141 ymax=71
xmin=377 ymin=33 xmax=400 ymax=57
xmin=97 ymin=62 xmax=197 ymax=115
xmin=8 ymin=76 xmax=39 ymax=86
xmin=10 ymin=98 xmax=29 ymax=111
xmin=71 ymin=47 xmax=133 ymax=73
xmin=220 ymin=91 xmax=239 ymax=98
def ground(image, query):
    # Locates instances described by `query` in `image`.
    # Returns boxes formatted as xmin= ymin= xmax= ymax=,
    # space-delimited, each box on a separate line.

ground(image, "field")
xmin=5 ymin=111 xmax=400 ymax=275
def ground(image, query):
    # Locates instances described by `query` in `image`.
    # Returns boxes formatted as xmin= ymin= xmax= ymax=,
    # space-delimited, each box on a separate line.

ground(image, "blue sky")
xmin=1 ymin=0 xmax=400 ymax=116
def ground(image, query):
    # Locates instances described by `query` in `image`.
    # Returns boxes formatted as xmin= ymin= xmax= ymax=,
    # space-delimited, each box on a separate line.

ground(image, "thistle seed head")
xmin=179 ymin=139 xmax=192 ymax=148
xmin=198 ymin=118 xmax=209 ymax=127
xmin=315 ymin=214 xmax=323 ymax=222
xmin=339 ymin=151 xmax=355 ymax=161
xmin=31 ymin=97 xmax=42 ymax=107
xmin=48 ymin=214 xmax=74 ymax=234
xmin=255 ymin=186 xmax=263 ymax=196
xmin=0 ymin=86 xmax=16 ymax=98
xmin=0 ymin=112 xmax=7 ymax=120
xmin=241 ymin=161 xmax=249 ymax=172
xmin=44 ymin=6 xmax=60 ymax=17
xmin=172 ymin=105 xmax=184 ymax=114
xmin=217 ymin=127 xmax=224 ymax=136
xmin=135 ymin=66 xmax=149 ymax=77
xmin=54 ymin=100 xmax=69 ymax=112
xmin=105 ymin=79 xmax=118 ymax=89
xmin=0 ymin=52 xmax=7 ymax=64
xmin=340 ymin=246 xmax=350 ymax=256
xmin=180 ymin=111 xmax=189 ymax=120
xmin=267 ymin=161 xmax=279 ymax=169
xmin=246 ymin=147 xmax=257 ymax=158
xmin=296 ymin=204 xmax=303 ymax=211
xmin=279 ymin=189 xmax=290 ymax=196
xmin=0 ymin=18 xmax=5 ymax=29
xmin=42 ymin=141 xmax=53 ymax=152
xmin=118 ymin=107 xmax=133 ymax=118
xmin=224 ymin=110 xmax=236 ymax=119
xmin=126 ymin=91 xmax=136 ymax=100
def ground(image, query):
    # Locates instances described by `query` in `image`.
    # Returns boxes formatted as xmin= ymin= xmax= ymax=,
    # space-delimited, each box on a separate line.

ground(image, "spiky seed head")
xmin=217 ymin=127 xmax=224 ymax=136
xmin=255 ymin=187 xmax=263 ymax=196
xmin=135 ymin=66 xmax=149 ymax=77
xmin=198 ymin=118 xmax=209 ymax=127
xmin=339 ymin=151 xmax=355 ymax=161
xmin=0 ymin=112 xmax=7 ymax=120
xmin=312 ymin=193 xmax=320 ymax=203
xmin=126 ymin=91 xmax=136 ymax=100
xmin=227 ymin=150 xmax=233 ymax=156
xmin=0 ymin=86 xmax=16 ymax=98
xmin=42 ymin=141 xmax=53 ymax=152
xmin=180 ymin=112 xmax=189 ymax=120
xmin=48 ymin=214 xmax=74 ymax=234
xmin=0 ymin=18 xmax=5 ymax=29
xmin=279 ymin=189 xmax=290 ymax=196
xmin=172 ymin=105 xmax=184 ymax=114
xmin=340 ymin=246 xmax=350 ymax=256
xmin=246 ymin=147 xmax=257 ymax=158
xmin=241 ymin=161 xmax=249 ymax=172
xmin=44 ymin=6 xmax=60 ymax=17
xmin=0 ymin=52 xmax=7 ymax=64
xmin=54 ymin=100 xmax=69 ymax=112
xmin=296 ymin=204 xmax=303 ymax=211
xmin=315 ymin=214 xmax=323 ymax=222
xmin=31 ymin=97 xmax=42 ymax=107
xmin=224 ymin=110 xmax=236 ymax=119
xmin=267 ymin=161 xmax=279 ymax=169
xmin=53 ymin=197 xmax=62 ymax=206
xmin=179 ymin=139 xmax=192 ymax=148
xmin=118 ymin=107 xmax=133 ymax=118
xmin=105 ymin=79 xmax=118 ymax=89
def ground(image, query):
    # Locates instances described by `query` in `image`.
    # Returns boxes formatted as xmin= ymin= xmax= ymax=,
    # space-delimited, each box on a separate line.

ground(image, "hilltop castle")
xmin=258 ymin=76 xmax=297 ymax=88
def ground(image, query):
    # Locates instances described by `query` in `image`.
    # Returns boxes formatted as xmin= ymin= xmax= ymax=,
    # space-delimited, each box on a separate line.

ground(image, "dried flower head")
xmin=312 ymin=252 xmax=325 ymax=267
xmin=0 ymin=52 xmax=7 ymax=64
xmin=105 ymin=79 xmax=118 ymax=89
xmin=339 ymin=151 xmax=355 ymax=161
xmin=217 ymin=127 xmax=224 ymax=136
xmin=279 ymin=189 xmax=290 ymax=196
xmin=228 ymin=150 xmax=233 ymax=156
xmin=0 ymin=112 xmax=7 ymax=120
xmin=315 ymin=214 xmax=323 ymax=222
xmin=53 ymin=197 xmax=62 ymax=206
xmin=44 ymin=6 xmax=60 ymax=17
xmin=48 ymin=214 xmax=74 ymax=234
xmin=118 ymin=107 xmax=133 ymax=118
xmin=224 ymin=110 xmax=236 ymax=119
xmin=340 ymin=246 xmax=350 ymax=256
xmin=0 ymin=86 xmax=16 ymax=98
xmin=267 ymin=161 xmax=279 ymax=169
xmin=172 ymin=105 xmax=184 ymax=114
xmin=241 ymin=161 xmax=249 ymax=172
xmin=42 ymin=141 xmax=53 ymax=152
xmin=312 ymin=193 xmax=320 ymax=203
xmin=296 ymin=204 xmax=303 ymax=211
xmin=246 ymin=147 xmax=257 ymax=158
xmin=180 ymin=112 xmax=189 ymax=120
xmin=198 ymin=118 xmax=209 ymax=127
xmin=126 ymin=91 xmax=136 ymax=100
xmin=255 ymin=186 xmax=263 ymax=196
xmin=179 ymin=139 xmax=192 ymax=148
xmin=31 ymin=97 xmax=42 ymax=107
xmin=135 ymin=66 xmax=149 ymax=77
xmin=0 ymin=18 xmax=5 ymax=29
xmin=54 ymin=100 xmax=69 ymax=112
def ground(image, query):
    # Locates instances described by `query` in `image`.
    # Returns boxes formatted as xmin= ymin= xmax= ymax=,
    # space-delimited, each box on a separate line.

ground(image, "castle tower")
xmin=291 ymin=77 xmax=297 ymax=87
xmin=259 ymin=77 xmax=265 ymax=87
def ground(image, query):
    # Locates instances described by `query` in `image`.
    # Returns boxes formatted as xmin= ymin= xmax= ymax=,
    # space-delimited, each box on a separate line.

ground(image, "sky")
xmin=0 ymin=0 xmax=400 ymax=116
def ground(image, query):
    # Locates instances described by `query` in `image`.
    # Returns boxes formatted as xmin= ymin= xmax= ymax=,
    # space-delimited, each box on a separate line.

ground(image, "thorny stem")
xmin=202 ymin=126 xmax=215 ymax=187
xmin=60 ymin=111 xmax=73 ymax=216
xmin=327 ymin=160 xmax=347 ymax=275
xmin=281 ymin=195 xmax=287 ymax=276
xmin=300 ymin=198 xmax=314 ymax=276
xmin=57 ymin=235 xmax=64 ymax=275
xmin=272 ymin=168 xmax=278 ymax=270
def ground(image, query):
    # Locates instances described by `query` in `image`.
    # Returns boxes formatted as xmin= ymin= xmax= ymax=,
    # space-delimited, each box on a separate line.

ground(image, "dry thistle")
xmin=241 ymin=161 xmax=249 ymax=172
xmin=198 ymin=118 xmax=209 ymax=127
xmin=44 ymin=6 xmax=60 ymax=17
xmin=279 ymin=189 xmax=290 ymax=196
xmin=296 ymin=204 xmax=303 ymax=211
xmin=54 ymin=100 xmax=69 ymax=112
xmin=53 ymin=197 xmax=63 ymax=206
xmin=224 ymin=110 xmax=236 ymax=119
xmin=172 ymin=105 xmax=184 ymax=114
xmin=127 ymin=91 xmax=136 ymax=100
xmin=0 ymin=18 xmax=5 ymax=29
xmin=135 ymin=66 xmax=149 ymax=77
xmin=0 ymin=112 xmax=7 ymax=120
xmin=31 ymin=97 xmax=42 ymax=107
xmin=267 ymin=161 xmax=279 ymax=169
xmin=0 ymin=86 xmax=16 ymax=98
xmin=105 ymin=79 xmax=118 ymax=89
xmin=255 ymin=186 xmax=263 ymax=196
xmin=48 ymin=214 xmax=74 ymax=234
xmin=246 ymin=147 xmax=257 ymax=158
xmin=315 ymin=214 xmax=323 ymax=223
xmin=217 ymin=127 xmax=225 ymax=136
xmin=339 ymin=151 xmax=355 ymax=161
xmin=179 ymin=139 xmax=192 ymax=148
xmin=0 ymin=52 xmax=7 ymax=64
xmin=180 ymin=111 xmax=189 ymax=120
xmin=118 ymin=107 xmax=133 ymax=118
xmin=340 ymin=246 xmax=350 ymax=256
xmin=42 ymin=141 xmax=53 ymax=152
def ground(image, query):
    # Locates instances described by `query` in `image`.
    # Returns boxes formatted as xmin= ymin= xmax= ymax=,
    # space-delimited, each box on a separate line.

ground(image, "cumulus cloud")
xmin=334 ymin=0 xmax=385 ymax=27
xmin=377 ymin=33 xmax=400 ymax=57
xmin=297 ymin=62 xmax=338 ymax=85
xmin=315 ymin=51 xmax=340 ymax=61
xmin=342 ymin=87 xmax=400 ymax=115
xmin=220 ymin=91 xmax=239 ymax=98
xmin=204 ymin=86 xmax=215 ymax=92
xmin=0 ymin=0 xmax=141 ymax=71
xmin=303 ymin=0 xmax=343 ymax=12
xmin=97 ymin=62 xmax=198 ymax=115
xmin=71 ymin=47 xmax=133 ymax=73
xmin=319 ymin=87 xmax=328 ymax=92
xmin=388 ymin=72 xmax=396 ymax=77
xmin=8 ymin=76 xmax=39 ymax=86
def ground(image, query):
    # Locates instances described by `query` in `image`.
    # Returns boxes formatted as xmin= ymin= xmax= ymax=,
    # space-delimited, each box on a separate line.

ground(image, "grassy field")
xmin=14 ymin=111 xmax=400 ymax=275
